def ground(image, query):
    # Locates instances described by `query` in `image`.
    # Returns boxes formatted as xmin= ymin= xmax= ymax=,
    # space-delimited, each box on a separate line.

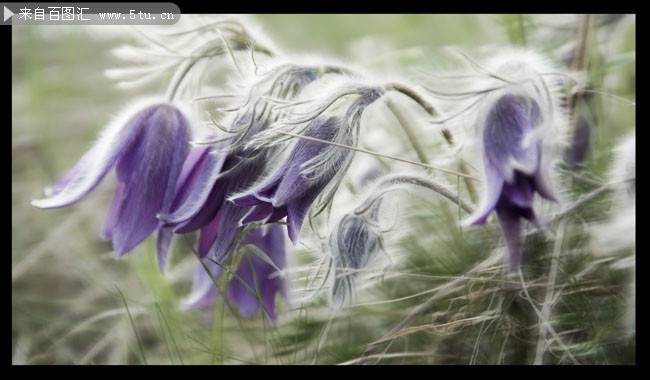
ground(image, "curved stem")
xmin=383 ymin=82 xmax=478 ymax=201
xmin=165 ymin=35 xmax=276 ymax=102
xmin=384 ymin=95 xmax=432 ymax=166
xmin=384 ymin=82 xmax=438 ymax=117
xmin=359 ymin=174 xmax=474 ymax=215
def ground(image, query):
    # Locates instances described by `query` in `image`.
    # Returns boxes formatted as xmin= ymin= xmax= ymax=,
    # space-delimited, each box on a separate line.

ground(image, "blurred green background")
xmin=12 ymin=15 xmax=635 ymax=364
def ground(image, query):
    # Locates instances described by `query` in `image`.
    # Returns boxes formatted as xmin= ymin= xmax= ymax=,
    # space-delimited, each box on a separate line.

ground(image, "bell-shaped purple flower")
xmin=159 ymin=147 xmax=267 ymax=259
xmin=32 ymin=103 xmax=190 ymax=257
xmin=465 ymin=94 xmax=557 ymax=271
xmin=156 ymin=106 xmax=276 ymax=260
xmin=231 ymin=116 xmax=349 ymax=243
xmin=181 ymin=224 xmax=288 ymax=319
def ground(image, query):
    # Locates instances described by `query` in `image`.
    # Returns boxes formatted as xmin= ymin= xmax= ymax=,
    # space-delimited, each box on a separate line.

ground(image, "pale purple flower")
xmin=465 ymin=94 xmax=557 ymax=270
xmin=330 ymin=202 xmax=383 ymax=307
xmin=231 ymin=116 xmax=350 ymax=243
xmin=181 ymin=224 xmax=288 ymax=319
xmin=32 ymin=103 xmax=190 ymax=259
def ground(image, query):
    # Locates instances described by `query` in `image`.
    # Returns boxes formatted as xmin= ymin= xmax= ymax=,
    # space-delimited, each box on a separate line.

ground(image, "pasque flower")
xmin=158 ymin=65 xmax=327 ymax=261
xmin=32 ymin=102 xmax=190 ymax=257
xmin=157 ymin=113 xmax=273 ymax=261
xmin=330 ymin=203 xmax=383 ymax=307
xmin=231 ymin=116 xmax=351 ymax=243
xmin=181 ymin=224 xmax=288 ymax=319
xmin=465 ymin=94 xmax=557 ymax=270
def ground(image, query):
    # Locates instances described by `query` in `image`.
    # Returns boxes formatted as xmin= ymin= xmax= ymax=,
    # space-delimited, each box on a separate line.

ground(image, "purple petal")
xmin=268 ymin=206 xmax=288 ymax=223
xmin=197 ymin=211 xmax=220 ymax=257
xmin=227 ymin=257 xmax=262 ymax=317
xmin=272 ymin=118 xmax=340 ymax=206
xmin=464 ymin=161 xmax=504 ymax=226
xmin=101 ymin=181 xmax=126 ymax=240
xmin=209 ymin=202 xmax=250 ymax=259
xmin=501 ymin=172 xmax=535 ymax=208
xmin=156 ymin=226 xmax=174 ymax=272
xmin=183 ymin=225 xmax=287 ymax=318
xmin=232 ymin=193 xmax=265 ymax=207
xmin=495 ymin=205 xmax=523 ymax=271
xmin=230 ymin=164 xmax=285 ymax=207
xmin=241 ymin=203 xmax=275 ymax=225
xmin=111 ymin=105 xmax=189 ymax=255
xmin=227 ymin=225 xmax=287 ymax=319
xmin=160 ymin=145 xmax=228 ymax=226
xmin=566 ymin=116 xmax=591 ymax=168
xmin=286 ymin=189 xmax=321 ymax=243
xmin=484 ymin=95 xmax=541 ymax=182
xmin=208 ymin=158 xmax=267 ymax=258
xmin=31 ymin=104 xmax=158 ymax=209
xmin=171 ymin=146 xmax=211 ymax=210
xmin=174 ymin=179 xmax=228 ymax=234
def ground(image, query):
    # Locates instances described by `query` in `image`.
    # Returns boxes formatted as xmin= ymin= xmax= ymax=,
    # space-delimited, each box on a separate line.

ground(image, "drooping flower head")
xmin=231 ymin=116 xmax=348 ymax=243
xmin=157 ymin=64 xmax=330 ymax=263
xmin=181 ymin=224 xmax=288 ymax=319
xmin=218 ymin=64 xmax=323 ymax=155
xmin=448 ymin=50 xmax=568 ymax=271
xmin=329 ymin=201 xmax=383 ymax=308
xmin=32 ymin=101 xmax=190 ymax=259
xmin=231 ymin=86 xmax=384 ymax=243
xmin=465 ymin=93 xmax=558 ymax=270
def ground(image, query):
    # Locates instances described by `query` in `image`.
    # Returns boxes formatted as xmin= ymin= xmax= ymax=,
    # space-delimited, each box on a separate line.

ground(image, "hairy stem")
xmin=383 ymin=82 xmax=478 ymax=201
xmin=384 ymin=95 xmax=433 ymax=166
xmin=533 ymin=220 xmax=566 ymax=364
xmin=567 ymin=14 xmax=593 ymax=133
xmin=359 ymin=174 xmax=474 ymax=215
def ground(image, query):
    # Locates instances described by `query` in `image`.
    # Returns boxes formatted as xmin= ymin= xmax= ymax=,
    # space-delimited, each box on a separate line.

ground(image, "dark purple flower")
xmin=200 ymin=157 xmax=268 ymax=259
xmin=181 ymin=224 xmax=288 ymax=319
xmin=159 ymin=147 xmax=267 ymax=259
xmin=32 ymin=103 xmax=190 ymax=258
xmin=231 ymin=116 xmax=350 ymax=243
xmin=156 ymin=144 xmax=223 ymax=269
xmin=465 ymin=94 xmax=557 ymax=271
xmin=566 ymin=116 xmax=591 ymax=168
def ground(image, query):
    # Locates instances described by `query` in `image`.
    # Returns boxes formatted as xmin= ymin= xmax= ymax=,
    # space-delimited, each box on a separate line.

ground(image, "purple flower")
xmin=155 ymin=69 xmax=339 ymax=263
xmin=231 ymin=116 xmax=350 ymax=243
xmin=156 ymin=144 xmax=223 ymax=268
xmin=566 ymin=116 xmax=591 ymax=168
xmin=330 ymin=203 xmax=383 ymax=307
xmin=159 ymin=146 xmax=267 ymax=259
xmin=465 ymin=94 xmax=557 ymax=271
xmin=181 ymin=224 xmax=288 ymax=319
xmin=32 ymin=103 xmax=190 ymax=258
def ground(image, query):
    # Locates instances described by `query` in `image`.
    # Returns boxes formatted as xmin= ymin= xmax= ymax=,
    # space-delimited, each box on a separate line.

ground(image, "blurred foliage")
xmin=12 ymin=14 xmax=635 ymax=364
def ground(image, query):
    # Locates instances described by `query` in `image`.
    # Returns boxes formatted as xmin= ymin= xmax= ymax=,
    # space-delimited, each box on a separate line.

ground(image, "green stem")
xmin=384 ymin=95 xmax=432 ymax=166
